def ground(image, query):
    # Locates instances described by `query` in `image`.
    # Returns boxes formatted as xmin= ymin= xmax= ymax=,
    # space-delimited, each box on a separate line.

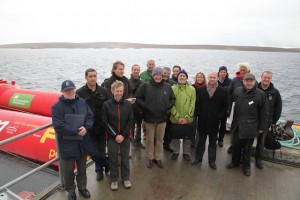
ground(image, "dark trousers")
xmin=163 ymin=119 xmax=172 ymax=147
xmin=60 ymin=157 xmax=87 ymax=193
xmin=132 ymin=111 xmax=143 ymax=142
xmin=218 ymin=116 xmax=226 ymax=142
xmin=232 ymin=130 xmax=254 ymax=169
xmin=108 ymin=138 xmax=130 ymax=182
xmin=255 ymin=132 xmax=266 ymax=159
xmin=94 ymin=130 xmax=109 ymax=174
xmin=195 ymin=130 xmax=217 ymax=162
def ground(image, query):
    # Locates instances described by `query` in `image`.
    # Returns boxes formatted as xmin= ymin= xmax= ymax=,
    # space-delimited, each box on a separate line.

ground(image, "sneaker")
xmin=111 ymin=182 xmax=118 ymax=191
xmin=123 ymin=180 xmax=132 ymax=189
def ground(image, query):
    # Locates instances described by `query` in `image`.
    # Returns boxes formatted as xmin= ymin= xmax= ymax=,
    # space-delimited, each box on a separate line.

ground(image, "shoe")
xmin=227 ymin=146 xmax=233 ymax=154
xmin=183 ymin=154 xmax=191 ymax=161
xmin=111 ymin=182 xmax=118 ymax=191
xmin=218 ymin=141 xmax=224 ymax=147
xmin=209 ymin=162 xmax=217 ymax=170
xmin=96 ymin=172 xmax=103 ymax=181
xmin=79 ymin=189 xmax=90 ymax=198
xmin=243 ymin=168 xmax=251 ymax=176
xmin=68 ymin=192 xmax=76 ymax=200
xmin=104 ymin=165 xmax=110 ymax=174
xmin=147 ymin=159 xmax=153 ymax=168
xmin=171 ymin=153 xmax=179 ymax=160
xmin=191 ymin=158 xmax=202 ymax=165
xmin=226 ymin=163 xmax=239 ymax=169
xmin=123 ymin=180 xmax=132 ymax=189
xmin=164 ymin=145 xmax=174 ymax=153
xmin=154 ymin=159 xmax=164 ymax=168
xmin=256 ymin=159 xmax=263 ymax=169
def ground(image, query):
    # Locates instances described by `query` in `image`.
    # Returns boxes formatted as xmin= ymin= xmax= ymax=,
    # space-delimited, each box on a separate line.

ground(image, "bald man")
xmin=192 ymin=72 xmax=228 ymax=170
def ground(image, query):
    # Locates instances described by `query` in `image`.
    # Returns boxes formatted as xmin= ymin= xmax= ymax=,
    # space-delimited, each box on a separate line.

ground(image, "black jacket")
xmin=136 ymin=78 xmax=176 ymax=123
xmin=52 ymin=95 xmax=94 ymax=159
xmin=231 ymin=86 xmax=269 ymax=139
xmin=76 ymin=84 xmax=109 ymax=131
xmin=103 ymin=74 xmax=131 ymax=99
xmin=102 ymin=98 xmax=133 ymax=139
xmin=218 ymin=77 xmax=232 ymax=90
xmin=128 ymin=75 xmax=144 ymax=114
xmin=196 ymin=86 xmax=228 ymax=133
xmin=257 ymin=82 xmax=282 ymax=126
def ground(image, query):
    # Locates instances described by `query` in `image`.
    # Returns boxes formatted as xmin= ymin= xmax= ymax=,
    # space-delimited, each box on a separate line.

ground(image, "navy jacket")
xmin=52 ymin=95 xmax=94 ymax=159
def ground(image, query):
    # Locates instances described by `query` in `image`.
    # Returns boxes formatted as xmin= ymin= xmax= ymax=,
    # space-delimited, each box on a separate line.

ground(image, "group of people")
xmin=51 ymin=60 xmax=282 ymax=200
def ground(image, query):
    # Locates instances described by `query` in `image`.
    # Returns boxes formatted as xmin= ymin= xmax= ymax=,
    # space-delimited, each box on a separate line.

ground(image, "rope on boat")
xmin=277 ymin=119 xmax=300 ymax=150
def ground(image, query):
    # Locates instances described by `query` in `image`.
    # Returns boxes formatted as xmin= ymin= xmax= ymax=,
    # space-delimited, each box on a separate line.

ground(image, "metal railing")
xmin=0 ymin=123 xmax=63 ymax=200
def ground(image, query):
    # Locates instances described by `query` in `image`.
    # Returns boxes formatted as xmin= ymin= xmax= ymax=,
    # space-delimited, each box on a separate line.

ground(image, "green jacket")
xmin=140 ymin=70 xmax=152 ymax=82
xmin=170 ymin=84 xmax=196 ymax=124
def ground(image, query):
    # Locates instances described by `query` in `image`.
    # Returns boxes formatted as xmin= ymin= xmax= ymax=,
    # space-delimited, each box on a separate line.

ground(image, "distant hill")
xmin=0 ymin=42 xmax=299 ymax=53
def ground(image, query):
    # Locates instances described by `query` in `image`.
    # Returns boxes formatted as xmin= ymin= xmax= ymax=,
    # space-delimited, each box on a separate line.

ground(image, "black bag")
xmin=170 ymin=123 xmax=194 ymax=139
xmin=264 ymin=131 xmax=281 ymax=150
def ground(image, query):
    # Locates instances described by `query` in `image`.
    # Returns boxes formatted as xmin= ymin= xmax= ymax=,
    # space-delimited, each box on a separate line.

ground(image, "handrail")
xmin=0 ymin=157 xmax=59 ymax=191
xmin=0 ymin=123 xmax=53 ymax=146
xmin=0 ymin=122 xmax=63 ymax=199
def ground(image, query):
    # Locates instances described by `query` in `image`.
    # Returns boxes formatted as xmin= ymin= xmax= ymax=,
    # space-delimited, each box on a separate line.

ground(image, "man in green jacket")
xmin=140 ymin=60 xmax=155 ymax=82
xmin=170 ymin=70 xmax=196 ymax=161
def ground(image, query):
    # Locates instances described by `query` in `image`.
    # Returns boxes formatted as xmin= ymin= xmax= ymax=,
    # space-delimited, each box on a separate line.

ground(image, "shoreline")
xmin=0 ymin=42 xmax=299 ymax=53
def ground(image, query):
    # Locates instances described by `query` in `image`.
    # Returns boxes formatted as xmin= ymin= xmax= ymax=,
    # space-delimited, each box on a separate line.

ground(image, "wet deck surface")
xmin=40 ymin=134 xmax=300 ymax=200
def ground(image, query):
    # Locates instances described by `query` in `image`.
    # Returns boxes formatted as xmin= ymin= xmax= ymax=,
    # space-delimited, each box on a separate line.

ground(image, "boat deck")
xmin=36 ymin=134 xmax=300 ymax=200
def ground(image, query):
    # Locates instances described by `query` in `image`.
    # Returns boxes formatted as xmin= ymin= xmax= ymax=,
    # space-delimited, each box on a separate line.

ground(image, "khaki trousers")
xmin=144 ymin=122 xmax=166 ymax=160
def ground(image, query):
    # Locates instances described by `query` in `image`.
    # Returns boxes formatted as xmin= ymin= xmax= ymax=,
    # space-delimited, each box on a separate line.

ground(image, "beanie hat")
xmin=177 ymin=69 xmax=188 ymax=79
xmin=218 ymin=66 xmax=228 ymax=73
xmin=152 ymin=67 xmax=163 ymax=76
xmin=61 ymin=80 xmax=76 ymax=92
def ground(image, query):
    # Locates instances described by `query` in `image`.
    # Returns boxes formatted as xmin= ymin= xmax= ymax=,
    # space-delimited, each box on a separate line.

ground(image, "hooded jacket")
xmin=136 ymin=78 xmax=176 ymax=123
xmin=170 ymin=84 xmax=196 ymax=124
xmin=52 ymin=95 xmax=94 ymax=159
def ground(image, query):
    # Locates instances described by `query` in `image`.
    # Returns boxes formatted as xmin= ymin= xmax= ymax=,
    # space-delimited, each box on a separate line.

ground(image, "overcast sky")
xmin=0 ymin=0 xmax=299 ymax=47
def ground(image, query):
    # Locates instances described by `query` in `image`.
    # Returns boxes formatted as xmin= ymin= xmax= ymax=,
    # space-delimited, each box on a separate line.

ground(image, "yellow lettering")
xmin=49 ymin=149 xmax=57 ymax=159
xmin=40 ymin=128 xmax=55 ymax=143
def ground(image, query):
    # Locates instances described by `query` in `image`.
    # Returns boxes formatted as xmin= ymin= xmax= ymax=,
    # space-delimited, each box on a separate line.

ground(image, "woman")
xmin=102 ymin=81 xmax=133 ymax=191
xmin=193 ymin=72 xmax=206 ymax=89
xmin=191 ymin=72 xmax=206 ymax=148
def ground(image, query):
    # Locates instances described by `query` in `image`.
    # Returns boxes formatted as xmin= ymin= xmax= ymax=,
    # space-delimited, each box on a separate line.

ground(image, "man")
xmin=170 ymin=70 xmax=196 ymax=161
xmin=128 ymin=64 xmax=145 ymax=150
xmin=227 ymin=62 xmax=251 ymax=153
xmin=217 ymin=66 xmax=232 ymax=147
xmin=52 ymin=80 xmax=93 ymax=200
xmin=162 ymin=67 xmax=176 ymax=152
xmin=136 ymin=67 xmax=176 ymax=168
xmin=256 ymin=71 xmax=282 ymax=169
xmin=77 ymin=68 xmax=110 ymax=181
xmin=103 ymin=61 xmax=131 ymax=99
xmin=226 ymin=73 xmax=269 ymax=176
xmin=170 ymin=65 xmax=181 ymax=83
xmin=191 ymin=72 xmax=227 ymax=169
xmin=140 ymin=60 xmax=155 ymax=82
